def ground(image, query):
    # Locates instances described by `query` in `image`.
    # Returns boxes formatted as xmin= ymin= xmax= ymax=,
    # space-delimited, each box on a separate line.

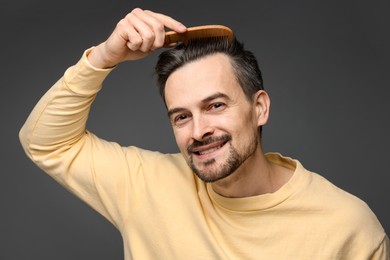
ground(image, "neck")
xmin=211 ymin=149 xmax=293 ymax=198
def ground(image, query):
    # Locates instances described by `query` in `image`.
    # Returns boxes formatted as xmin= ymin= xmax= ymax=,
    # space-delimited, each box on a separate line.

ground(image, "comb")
xmin=164 ymin=25 xmax=234 ymax=47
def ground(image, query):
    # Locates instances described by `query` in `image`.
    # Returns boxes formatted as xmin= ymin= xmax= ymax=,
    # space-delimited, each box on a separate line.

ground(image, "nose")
xmin=191 ymin=114 xmax=214 ymax=141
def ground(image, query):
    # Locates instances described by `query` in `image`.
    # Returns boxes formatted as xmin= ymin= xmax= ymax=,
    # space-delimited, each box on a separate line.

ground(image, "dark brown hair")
xmin=155 ymin=37 xmax=264 ymax=104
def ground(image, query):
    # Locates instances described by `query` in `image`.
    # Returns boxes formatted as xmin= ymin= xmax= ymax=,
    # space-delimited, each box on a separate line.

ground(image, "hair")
xmin=155 ymin=37 xmax=264 ymax=103
xmin=155 ymin=37 xmax=265 ymax=136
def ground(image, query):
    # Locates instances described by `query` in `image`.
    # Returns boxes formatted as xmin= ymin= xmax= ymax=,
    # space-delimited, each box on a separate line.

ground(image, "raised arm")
xmin=19 ymin=8 xmax=186 ymax=226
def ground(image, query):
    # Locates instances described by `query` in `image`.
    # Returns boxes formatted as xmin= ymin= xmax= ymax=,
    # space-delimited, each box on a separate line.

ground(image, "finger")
xmin=132 ymin=9 xmax=170 ymax=50
xmin=128 ymin=9 xmax=162 ymax=52
xmin=115 ymin=13 xmax=142 ymax=50
xmin=137 ymin=10 xmax=166 ymax=50
xmin=122 ymin=8 xmax=186 ymax=52
xmin=130 ymin=17 xmax=156 ymax=52
xmin=143 ymin=10 xmax=186 ymax=50
xmin=126 ymin=28 xmax=143 ymax=51
xmin=120 ymin=11 xmax=153 ymax=52
xmin=138 ymin=30 xmax=155 ymax=53
xmin=144 ymin=10 xmax=186 ymax=33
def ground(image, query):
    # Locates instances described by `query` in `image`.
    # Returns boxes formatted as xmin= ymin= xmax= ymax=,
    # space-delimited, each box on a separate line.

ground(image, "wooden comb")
xmin=164 ymin=25 xmax=234 ymax=47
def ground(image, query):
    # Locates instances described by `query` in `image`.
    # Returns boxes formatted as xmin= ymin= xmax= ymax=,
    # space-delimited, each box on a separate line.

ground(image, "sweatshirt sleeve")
xmin=19 ymin=48 xmax=111 ymax=156
xmin=371 ymin=235 xmax=390 ymax=260
xmin=19 ymin=48 xmax=138 ymax=229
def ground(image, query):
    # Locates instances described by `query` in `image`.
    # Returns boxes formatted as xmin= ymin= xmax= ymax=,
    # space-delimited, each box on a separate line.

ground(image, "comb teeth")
xmin=164 ymin=25 xmax=234 ymax=47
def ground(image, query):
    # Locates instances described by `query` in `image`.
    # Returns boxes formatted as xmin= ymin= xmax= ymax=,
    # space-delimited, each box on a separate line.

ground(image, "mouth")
xmin=193 ymin=142 xmax=227 ymax=156
xmin=187 ymin=135 xmax=231 ymax=158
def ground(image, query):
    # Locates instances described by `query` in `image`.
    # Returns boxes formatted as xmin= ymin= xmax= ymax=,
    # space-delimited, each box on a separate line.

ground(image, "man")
xmin=20 ymin=8 xmax=389 ymax=259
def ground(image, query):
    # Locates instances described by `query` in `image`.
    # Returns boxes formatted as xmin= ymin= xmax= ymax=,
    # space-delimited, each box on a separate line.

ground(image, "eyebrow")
xmin=201 ymin=92 xmax=231 ymax=104
xmin=167 ymin=92 xmax=231 ymax=119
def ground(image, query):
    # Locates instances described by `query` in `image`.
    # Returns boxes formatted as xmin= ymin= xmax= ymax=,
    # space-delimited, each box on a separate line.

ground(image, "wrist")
xmin=87 ymin=43 xmax=116 ymax=69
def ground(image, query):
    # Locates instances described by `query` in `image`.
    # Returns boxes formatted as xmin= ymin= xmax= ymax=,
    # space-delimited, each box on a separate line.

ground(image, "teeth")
xmin=199 ymin=145 xmax=222 ymax=155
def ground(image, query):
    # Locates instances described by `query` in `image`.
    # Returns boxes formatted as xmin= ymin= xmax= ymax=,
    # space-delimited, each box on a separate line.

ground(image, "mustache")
xmin=187 ymin=134 xmax=232 ymax=154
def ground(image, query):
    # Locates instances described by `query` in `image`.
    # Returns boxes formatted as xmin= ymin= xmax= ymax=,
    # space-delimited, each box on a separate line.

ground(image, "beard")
xmin=186 ymin=134 xmax=258 ymax=183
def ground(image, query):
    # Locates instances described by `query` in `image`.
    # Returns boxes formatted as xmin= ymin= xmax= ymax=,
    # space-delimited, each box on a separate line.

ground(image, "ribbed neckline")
xmin=206 ymin=153 xmax=309 ymax=212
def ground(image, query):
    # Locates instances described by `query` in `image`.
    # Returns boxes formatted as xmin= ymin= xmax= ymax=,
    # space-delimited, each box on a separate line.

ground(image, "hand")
xmin=88 ymin=8 xmax=186 ymax=69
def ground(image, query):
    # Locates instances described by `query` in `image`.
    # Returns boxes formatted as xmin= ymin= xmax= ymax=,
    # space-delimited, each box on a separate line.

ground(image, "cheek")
xmin=226 ymin=110 xmax=254 ymax=131
xmin=232 ymin=111 xmax=258 ymax=140
xmin=173 ymin=129 xmax=190 ymax=154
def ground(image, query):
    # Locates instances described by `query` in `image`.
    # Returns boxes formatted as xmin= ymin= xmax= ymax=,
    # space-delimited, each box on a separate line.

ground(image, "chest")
xmin=120 ymin=189 xmax=349 ymax=259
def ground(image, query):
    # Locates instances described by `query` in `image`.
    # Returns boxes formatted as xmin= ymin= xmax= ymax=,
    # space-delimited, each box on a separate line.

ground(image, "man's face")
xmin=165 ymin=54 xmax=262 ymax=182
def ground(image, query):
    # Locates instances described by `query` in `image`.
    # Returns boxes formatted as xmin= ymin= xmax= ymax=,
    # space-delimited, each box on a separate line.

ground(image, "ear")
xmin=253 ymin=90 xmax=270 ymax=127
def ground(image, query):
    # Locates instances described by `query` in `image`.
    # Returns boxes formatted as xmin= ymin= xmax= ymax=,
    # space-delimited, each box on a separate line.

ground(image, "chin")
xmin=192 ymin=160 xmax=238 ymax=183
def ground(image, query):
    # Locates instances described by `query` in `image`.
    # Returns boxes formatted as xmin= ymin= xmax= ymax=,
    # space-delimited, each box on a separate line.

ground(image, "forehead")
xmin=164 ymin=54 xmax=242 ymax=109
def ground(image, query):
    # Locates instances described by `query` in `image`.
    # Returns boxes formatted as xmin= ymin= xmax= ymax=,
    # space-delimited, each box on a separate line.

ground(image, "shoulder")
xmin=307 ymin=171 xmax=379 ymax=223
xmin=121 ymin=147 xmax=204 ymax=203
xmin=123 ymin=146 xmax=193 ymax=180
xmin=305 ymin=170 xmax=386 ymax=248
xmin=124 ymin=147 xmax=188 ymax=168
xmin=309 ymin=171 xmax=375 ymax=217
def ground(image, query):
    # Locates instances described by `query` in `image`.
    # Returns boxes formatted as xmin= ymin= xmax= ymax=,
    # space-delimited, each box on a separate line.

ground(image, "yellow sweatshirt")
xmin=20 ymin=49 xmax=389 ymax=259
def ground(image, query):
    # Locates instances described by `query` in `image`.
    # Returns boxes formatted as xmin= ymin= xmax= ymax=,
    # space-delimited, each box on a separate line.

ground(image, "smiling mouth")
xmin=188 ymin=134 xmax=231 ymax=156
xmin=195 ymin=143 xmax=226 ymax=155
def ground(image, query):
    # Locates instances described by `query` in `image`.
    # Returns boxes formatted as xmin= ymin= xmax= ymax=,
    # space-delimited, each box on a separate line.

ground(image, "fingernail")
xmin=178 ymin=23 xmax=187 ymax=31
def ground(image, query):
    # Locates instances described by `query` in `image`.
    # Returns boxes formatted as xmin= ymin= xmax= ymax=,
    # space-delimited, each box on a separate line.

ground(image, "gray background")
xmin=1 ymin=0 xmax=389 ymax=259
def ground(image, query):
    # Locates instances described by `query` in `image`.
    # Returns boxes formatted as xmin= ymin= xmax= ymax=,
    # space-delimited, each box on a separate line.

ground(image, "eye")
xmin=209 ymin=102 xmax=226 ymax=111
xmin=173 ymin=113 xmax=191 ymax=127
